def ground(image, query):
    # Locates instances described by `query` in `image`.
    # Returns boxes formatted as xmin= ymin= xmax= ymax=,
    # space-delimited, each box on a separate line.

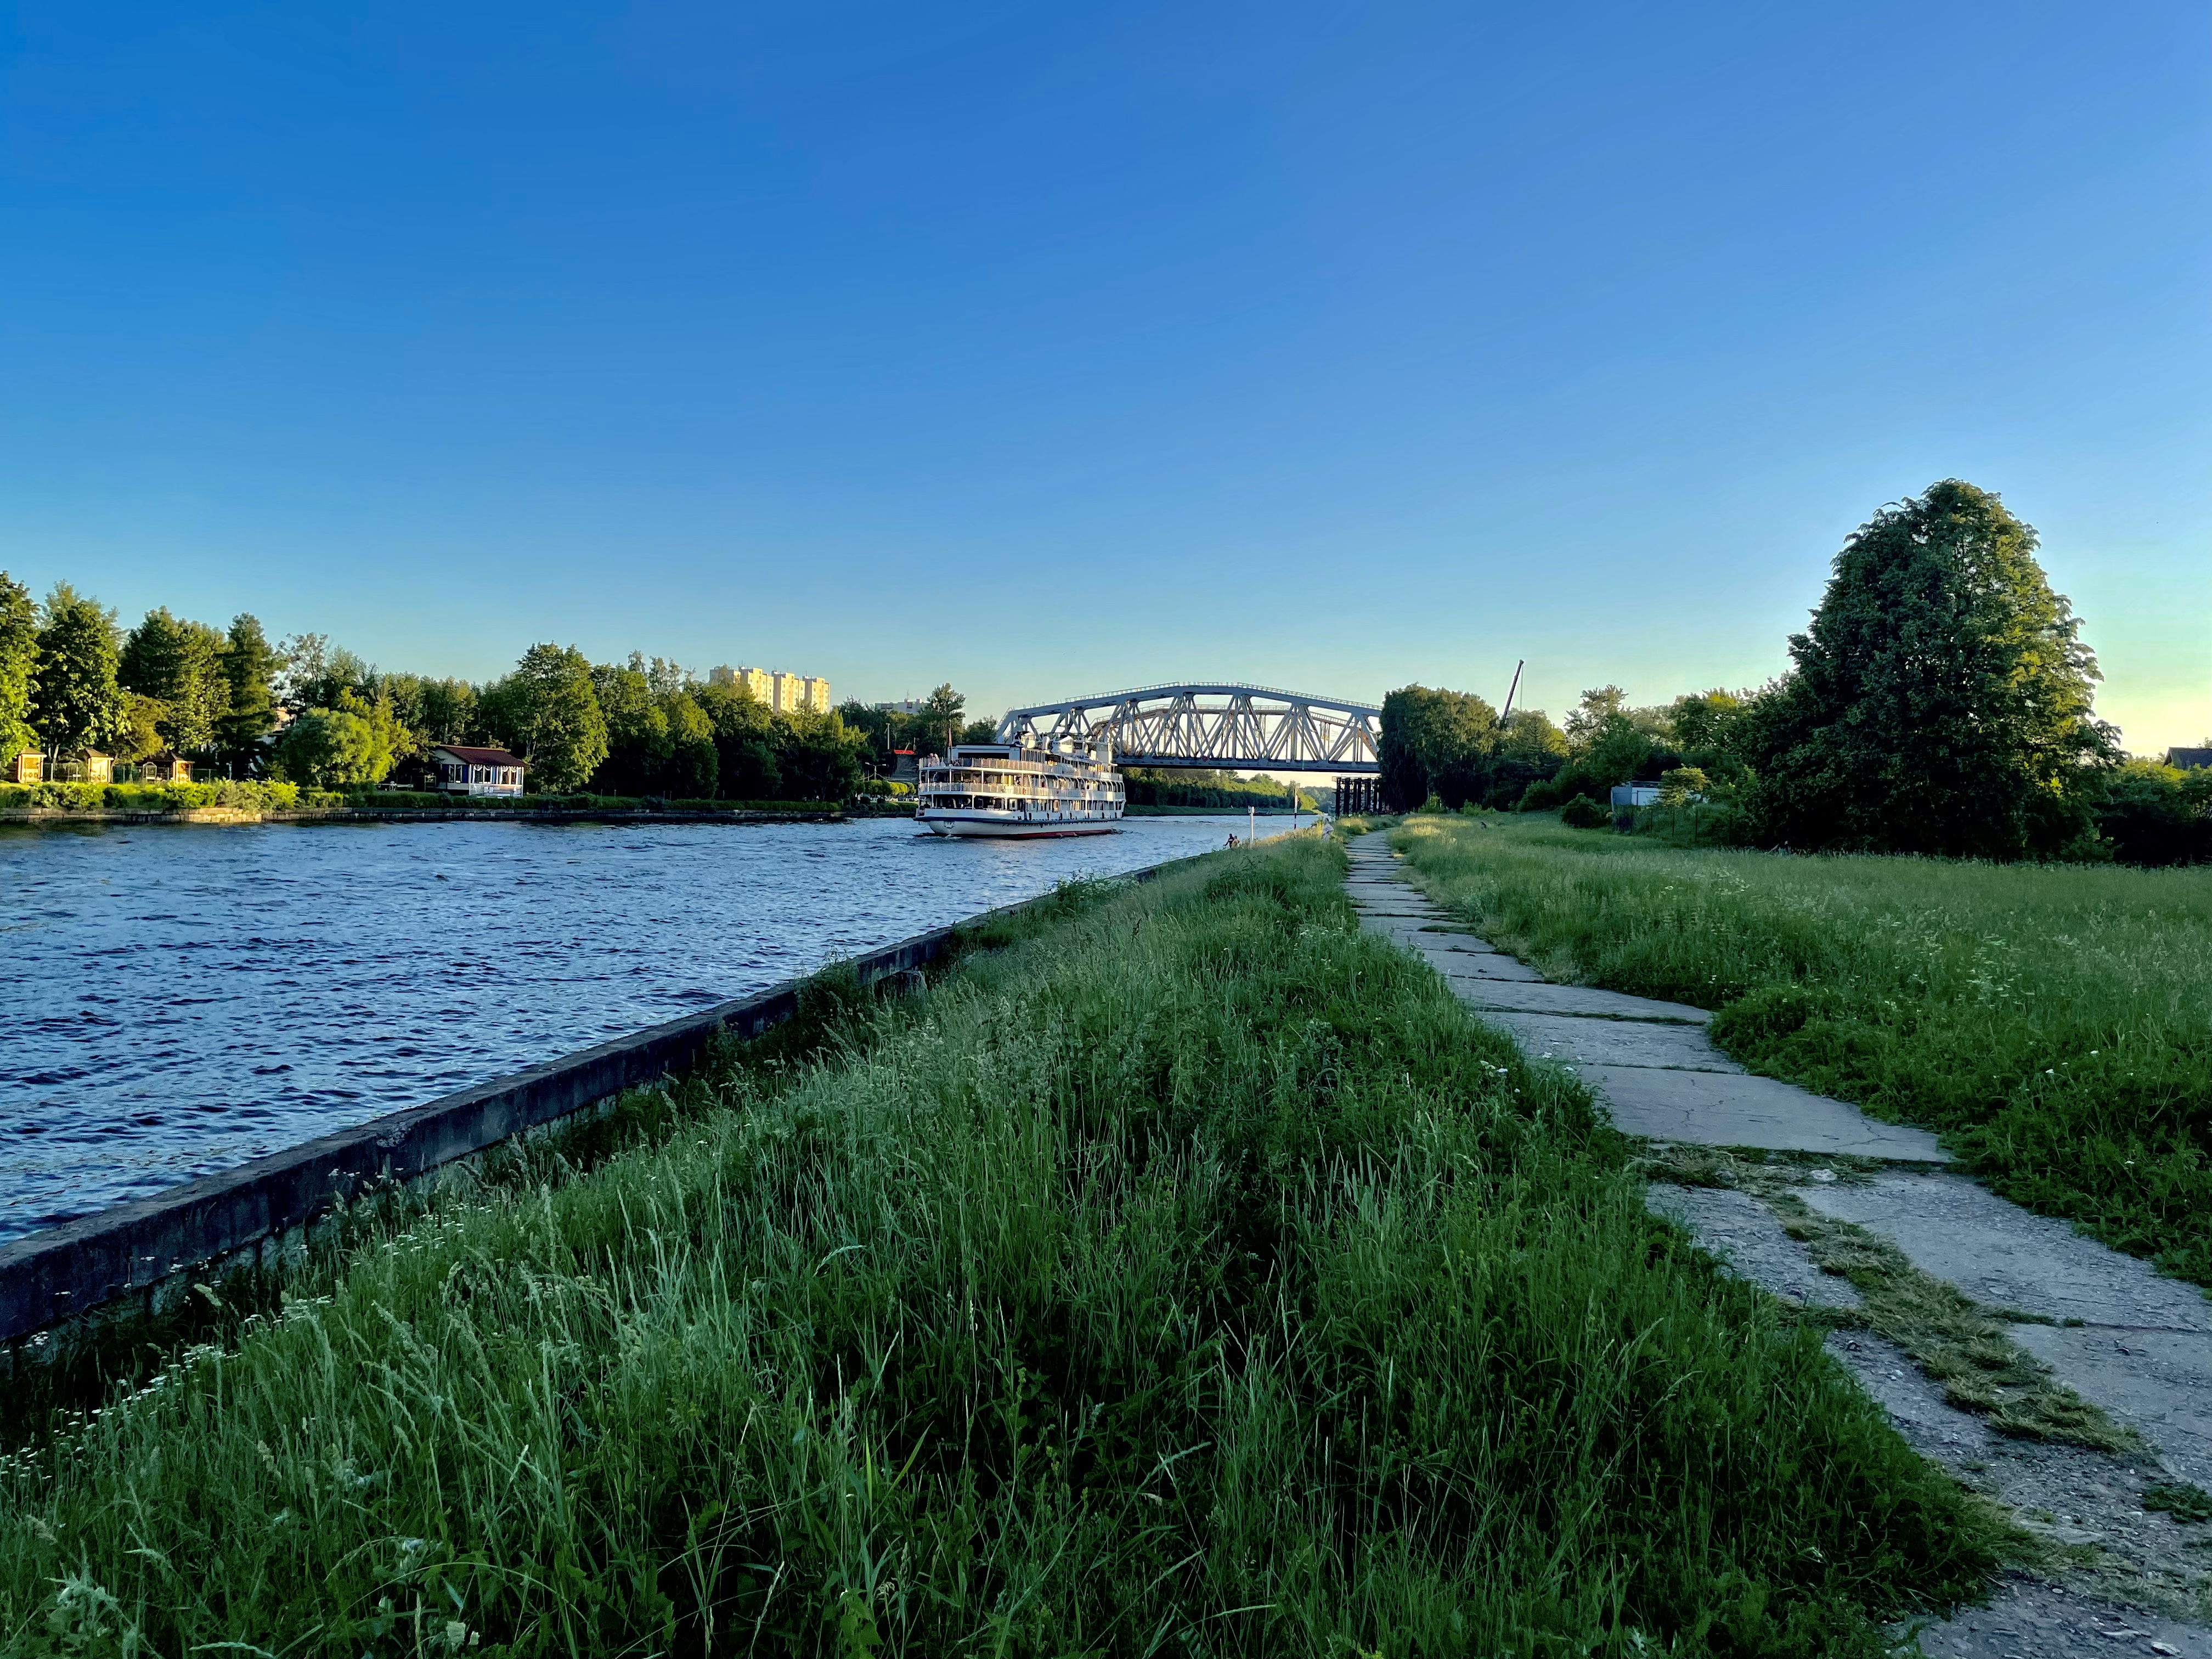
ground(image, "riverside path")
xmin=1342 ymin=831 xmax=2212 ymax=1658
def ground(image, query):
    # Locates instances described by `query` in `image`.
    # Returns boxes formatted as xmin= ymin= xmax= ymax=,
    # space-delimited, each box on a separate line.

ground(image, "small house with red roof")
xmin=427 ymin=745 xmax=527 ymax=797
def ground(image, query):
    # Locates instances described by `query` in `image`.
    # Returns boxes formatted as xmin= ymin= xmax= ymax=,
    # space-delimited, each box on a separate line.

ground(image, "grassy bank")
xmin=0 ymin=839 xmax=1994 ymax=1655
xmin=1391 ymin=815 xmax=2212 ymax=1288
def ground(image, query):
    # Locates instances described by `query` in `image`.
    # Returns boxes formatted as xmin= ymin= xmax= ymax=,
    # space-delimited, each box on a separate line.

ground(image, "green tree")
xmin=1564 ymin=685 xmax=1630 ymax=751
xmin=589 ymin=662 xmax=671 ymax=794
xmin=775 ymin=707 xmax=864 ymax=800
xmin=215 ymin=615 xmax=283 ymax=775
xmin=697 ymin=680 xmax=780 ymax=799
xmin=120 ymin=608 xmax=230 ymax=756
xmin=1379 ymin=685 xmax=1499 ymax=810
xmin=271 ymin=688 xmax=406 ymax=787
xmin=30 ymin=584 xmax=127 ymax=759
xmin=275 ymin=633 xmax=328 ymax=708
xmin=0 ymin=572 xmax=37 ymax=758
xmin=661 ymin=691 xmax=719 ymax=798
xmin=920 ymin=683 xmax=966 ymax=756
xmin=1742 ymin=480 xmax=2114 ymax=859
xmin=507 ymin=644 xmax=608 ymax=793
xmin=1490 ymin=709 xmax=1571 ymax=804
xmin=274 ymin=709 xmax=375 ymax=787
xmin=2096 ymin=761 xmax=2212 ymax=867
xmin=115 ymin=693 xmax=168 ymax=763
xmin=1669 ymin=689 xmax=1746 ymax=753
xmin=417 ymin=678 xmax=477 ymax=746
xmin=838 ymin=699 xmax=893 ymax=773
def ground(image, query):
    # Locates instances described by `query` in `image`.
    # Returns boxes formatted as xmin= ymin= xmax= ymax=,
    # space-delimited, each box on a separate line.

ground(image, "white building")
xmin=428 ymin=745 xmax=527 ymax=796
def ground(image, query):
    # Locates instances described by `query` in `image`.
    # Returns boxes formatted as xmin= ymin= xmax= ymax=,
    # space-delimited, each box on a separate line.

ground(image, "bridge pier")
xmin=1335 ymin=776 xmax=1381 ymax=815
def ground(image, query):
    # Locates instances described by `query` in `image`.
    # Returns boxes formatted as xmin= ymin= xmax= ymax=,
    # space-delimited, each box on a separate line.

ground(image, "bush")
xmin=0 ymin=779 xmax=303 ymax=812
xmin=1560 ymin=793 xmax=1610 ymax=829
xmin=2097 ymin=761 xmax=2212 ymax=867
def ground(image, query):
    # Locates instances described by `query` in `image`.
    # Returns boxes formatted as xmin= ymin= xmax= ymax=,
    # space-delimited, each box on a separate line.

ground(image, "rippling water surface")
xmin=0 ymin=813 xmax=1265 ymax=1242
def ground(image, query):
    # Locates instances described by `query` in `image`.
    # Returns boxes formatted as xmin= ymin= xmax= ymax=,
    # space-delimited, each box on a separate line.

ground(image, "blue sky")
xmin=3 ymin=2 xmax=2206 ymax=750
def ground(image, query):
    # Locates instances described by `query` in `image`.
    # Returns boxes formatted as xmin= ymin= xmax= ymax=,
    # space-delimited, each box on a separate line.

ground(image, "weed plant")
xmin=0 ymin=843 xmax=1994 ymax=1655
xmin=1391 ymin=815 xmax=2212 ymax=1288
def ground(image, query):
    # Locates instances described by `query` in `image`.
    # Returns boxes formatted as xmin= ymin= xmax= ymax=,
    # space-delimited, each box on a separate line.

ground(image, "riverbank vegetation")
xmin=1122 ymin=766 xmax=1322 ymax=811
xmin=0 ymin=779 xmax=845 ymax=817
xmin=0 ymin=839 xmax=1996 ymax=1654
xmin=1373 ymin=482 xmax=2208 ymax=866
xmin=0 ymin=575 xmax=918 ymax=805
xmin=1391 ymin=813 xmax=2212 ymax=1289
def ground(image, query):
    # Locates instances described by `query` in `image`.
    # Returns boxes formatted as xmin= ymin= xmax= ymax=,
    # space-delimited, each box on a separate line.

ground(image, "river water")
xmin=0 ymin=813 xmax=1266 ymax=1243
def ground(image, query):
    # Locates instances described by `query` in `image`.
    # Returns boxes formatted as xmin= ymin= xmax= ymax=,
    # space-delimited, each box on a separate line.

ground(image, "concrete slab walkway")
xmin=1341 ymin=829 xmax=2212 ymax=1651
xmin=1349 ymin=834 xmax=1911 ymax=1153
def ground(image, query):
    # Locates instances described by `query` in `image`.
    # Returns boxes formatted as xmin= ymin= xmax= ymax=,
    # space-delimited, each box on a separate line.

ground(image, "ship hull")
xmin=919 ymin=812 xmax=1120 ymax=839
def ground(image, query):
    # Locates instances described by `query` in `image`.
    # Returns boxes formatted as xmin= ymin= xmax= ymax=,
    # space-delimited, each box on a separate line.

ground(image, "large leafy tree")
xmin=215 ymin=615 xmax=284 ymax=773
xmin=1378 ymin=685 xmax=1498 ymax=809
xmin=589 ymin=661 xmax=672 ymax=794
xmin=661 ymin=691 xmax=719 ymax=798
xmin=1742 ymin=480 xmax=2113 ymax=858
xmin=30 ymin=584 xmax=127 ymax=759
xmin=697 ymin=679 xmax=780 ymax=799
xmin=506 ymin=644 xmax=608 ymax=793
xmin=774 ymin=707 xmax=864 ymax=801
xmin=120 ymin=608 xmax=232 ymax=756
xmin=0 ymin=572 xmax=37 ymax=758
xmin=271 ymin=688 xmax=407 ymax=787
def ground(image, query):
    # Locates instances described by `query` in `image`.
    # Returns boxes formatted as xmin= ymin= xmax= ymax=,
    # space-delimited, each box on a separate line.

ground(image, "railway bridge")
xmin=994 ymin=682 xmax=1384 ymax=806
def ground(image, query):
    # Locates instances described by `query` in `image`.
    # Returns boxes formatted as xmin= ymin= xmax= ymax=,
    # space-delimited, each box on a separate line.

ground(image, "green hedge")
xmin=0 ymin=780 xmax=319 ymax=812
xmin=0 ymin=783 xmax=843 ymax=816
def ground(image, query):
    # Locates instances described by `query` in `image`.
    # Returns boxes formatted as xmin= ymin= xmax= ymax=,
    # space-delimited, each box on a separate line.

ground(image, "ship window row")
xmin=922 ymin=795 xmax=1119 ymax=812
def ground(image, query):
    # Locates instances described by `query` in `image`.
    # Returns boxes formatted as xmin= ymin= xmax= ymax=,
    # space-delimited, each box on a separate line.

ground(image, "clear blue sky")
xmin=4 ymin=2 xmax=2207 ymax=750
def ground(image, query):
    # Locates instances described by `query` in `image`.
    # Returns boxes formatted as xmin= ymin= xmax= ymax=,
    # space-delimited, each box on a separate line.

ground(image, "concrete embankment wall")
xmin=0 ymin=852 xmax=1219 ymax=1355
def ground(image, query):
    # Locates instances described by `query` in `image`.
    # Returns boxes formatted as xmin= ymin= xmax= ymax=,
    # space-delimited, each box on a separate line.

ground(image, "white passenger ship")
xmin=916 ymin=740 xmax=1125 ymax=838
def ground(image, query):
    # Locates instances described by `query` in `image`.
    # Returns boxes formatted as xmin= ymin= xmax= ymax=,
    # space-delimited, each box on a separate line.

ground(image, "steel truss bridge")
xmin=995 ymin=682 xmax=1381 ymax=773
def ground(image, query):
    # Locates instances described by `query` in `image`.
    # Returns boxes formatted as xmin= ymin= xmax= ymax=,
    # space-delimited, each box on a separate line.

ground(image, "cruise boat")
xmin=916 ymin=739 xmax=1125 ymax=837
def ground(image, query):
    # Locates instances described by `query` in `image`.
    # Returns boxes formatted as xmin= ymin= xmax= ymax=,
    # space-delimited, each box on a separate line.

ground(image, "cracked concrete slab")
xmin=1440 ymin=979 xmax=1714 ymax=1023
xmin=1796 ymin=1173 xmax=2212 ymax=1335
xmin=1646 ymin=1184 xmax=1861 ymax=1308
xmin=1430 ymin=953 xmax=1547 ymax=983
xmin=1488 ymin=1011 xmax=1741 ymax=1071
xmin=1584 ymin=1065 xmax=1950 ymax=1161
xmin=2010 ymin=1324 xmax=2212 ymax=1489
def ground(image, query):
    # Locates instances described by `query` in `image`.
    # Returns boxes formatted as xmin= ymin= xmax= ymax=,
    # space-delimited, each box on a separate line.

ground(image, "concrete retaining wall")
xmin=0 ymin=859 xmax=1184 ymax=1350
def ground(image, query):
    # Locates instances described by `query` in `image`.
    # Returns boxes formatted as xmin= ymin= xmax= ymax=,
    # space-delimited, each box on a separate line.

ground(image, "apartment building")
xmin=708 ymin=665 xmax=831 ymax=715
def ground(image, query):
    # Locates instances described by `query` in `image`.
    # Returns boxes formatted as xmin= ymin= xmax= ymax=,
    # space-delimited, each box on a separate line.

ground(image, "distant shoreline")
xmin=0 ymin=804 xmax=851 ymax=830
xmin=2 ymin=801 xmax=1314 ymax=830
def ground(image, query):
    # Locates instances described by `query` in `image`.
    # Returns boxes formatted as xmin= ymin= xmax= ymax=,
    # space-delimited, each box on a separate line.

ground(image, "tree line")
xmin=1379 ymin=480 xmax=2211 ymax=865
xmin=0 ymin=577 xmax=922 ymax=802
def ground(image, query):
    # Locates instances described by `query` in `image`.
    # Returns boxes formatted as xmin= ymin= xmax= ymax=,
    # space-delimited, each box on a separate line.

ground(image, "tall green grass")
xmin=1392 ymin=815 xmax=2212 ymax=1288
xmin=0 ymin=842 xmax=1992 ymax=1656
